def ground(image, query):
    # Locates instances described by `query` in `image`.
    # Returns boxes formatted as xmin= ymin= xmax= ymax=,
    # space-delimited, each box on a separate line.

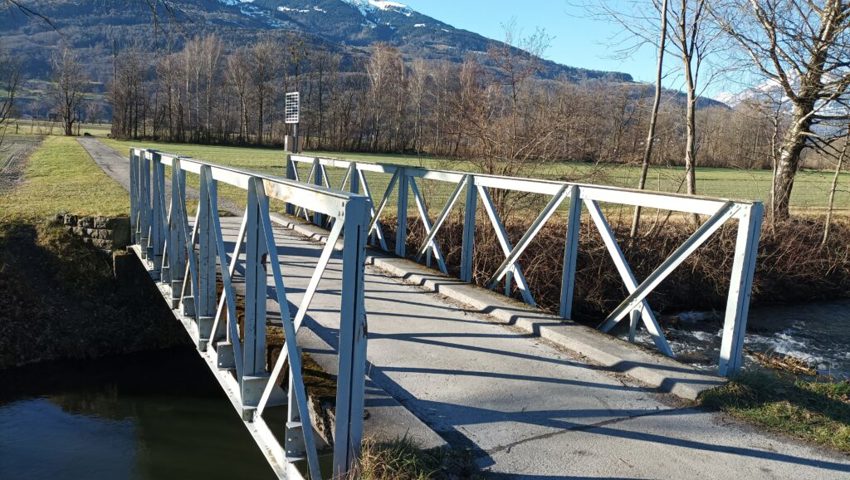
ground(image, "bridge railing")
xmin=129 ymin=148 xmax=371 ymax=480
xmin=287 ymin=154 xmax=763 ymax=377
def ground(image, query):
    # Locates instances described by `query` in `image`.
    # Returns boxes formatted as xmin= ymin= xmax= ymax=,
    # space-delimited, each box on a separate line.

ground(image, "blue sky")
xmin=402 ymin=0 xmax=731 ymax=99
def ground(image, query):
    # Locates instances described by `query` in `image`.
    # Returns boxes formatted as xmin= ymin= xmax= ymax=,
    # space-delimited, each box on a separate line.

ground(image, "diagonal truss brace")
xmin=477 ymin=185 xmax=536 ymax=306
xmin=409 ymin=178 xmax=449 ymax=274
xmin=201 ymin=167 xmax=245 ymax=379
xmin=413 ymin=175 xmax=469 ymax=267
xmin=358 ymin=170 xmax=389 ymax=251
xmin=251 ymin=178 xmax=322 ymax=480
xmin=486 ymin=185 xmax=570 ymax=289
xmin=584 ymin=199 xmax=673 ymax=357
xmin=600 ymin=202 xmax=739 ymax=331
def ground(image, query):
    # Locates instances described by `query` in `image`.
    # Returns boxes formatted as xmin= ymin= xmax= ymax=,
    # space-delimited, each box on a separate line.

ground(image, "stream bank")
xmin=0 ymin=218 xmax=185 ymax=370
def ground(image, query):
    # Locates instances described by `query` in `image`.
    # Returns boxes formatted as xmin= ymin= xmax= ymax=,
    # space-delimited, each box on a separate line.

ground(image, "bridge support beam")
xmin=168 ymin=159 xmax=187 ymax=309
xmin=559 ymin=185 xmax=581 ymax=320
xmin=460 ymin=179 xmax=478 ymax=283
xmin=197 ymin=166 xmax=218 ymax=350
xmin=243 ymin=179 xmax=269 ymax=394
xmin=719 ymin=203 xmax=764 ymax=377
xmin=395 ymin=168 xmax=409 ymax=258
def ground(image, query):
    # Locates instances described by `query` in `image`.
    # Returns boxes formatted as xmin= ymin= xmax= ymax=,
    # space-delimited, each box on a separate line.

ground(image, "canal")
xmin=0 ymin=347 xmax=276 ymax=479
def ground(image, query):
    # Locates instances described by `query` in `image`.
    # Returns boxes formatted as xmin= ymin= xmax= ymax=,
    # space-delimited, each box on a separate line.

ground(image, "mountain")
xmin=0 ymin=0 xmax=634 ymax=85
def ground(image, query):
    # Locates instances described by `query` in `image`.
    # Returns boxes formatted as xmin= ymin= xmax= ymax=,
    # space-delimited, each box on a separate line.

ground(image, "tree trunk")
xmin=822 ymin=131 xmax=848 ymax=245
xmin=630 ymin=0 xmax=668 ymax=238
xmin=773 ymin=103 xmax=813 ymax=220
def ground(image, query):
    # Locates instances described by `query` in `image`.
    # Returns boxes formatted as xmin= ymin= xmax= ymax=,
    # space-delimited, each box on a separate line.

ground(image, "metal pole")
xmin=140 ymin=150 xmax=151 ymax=259
xmin=169 ymin=158 xmax=186 ymax=309
xmin=333 ymin=194 xmax=370 ymax=477
xmin=559 ymin=185 xmax=581 ymax=319
xmin=312 ymin=158 xmax=325 ymax=226
xmin=460 ymin=176 xmax=478 ymax=282
xmin=151 ymin=152 xmax=165 ymax=273
xmin=197 ymin=166 xmax=218 ymax=350
xmin=285 ymin=154 xmax=295 ymax=215
xmin=719 ymin=202 xmax=764 ymax=377
xmin=129 ymin=149 xmax=138 ymax=244
xmin=396 ymin=168 xmax=409 ymax=258
xmin=243 ymin=178 xmax=268 ymax=382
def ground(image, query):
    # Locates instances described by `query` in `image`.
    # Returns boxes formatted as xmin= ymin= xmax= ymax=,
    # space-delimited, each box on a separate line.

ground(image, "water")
xmin=0 ymin=348 xmax=276 ymax=480
xmin=619 ymin=300 xmax=850 ymax=378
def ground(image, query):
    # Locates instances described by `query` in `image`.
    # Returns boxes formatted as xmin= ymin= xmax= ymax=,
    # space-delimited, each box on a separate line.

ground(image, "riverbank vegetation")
xmin=354 ymin=438 xmax=481 ymax=480
xmin=701 ymin=371 xmax=850 ymax=454
xmin=96 ymin=139 xmax=850 ymax=320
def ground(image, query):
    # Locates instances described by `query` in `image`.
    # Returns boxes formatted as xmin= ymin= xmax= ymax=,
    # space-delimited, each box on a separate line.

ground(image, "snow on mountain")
xmin=343 ymin=0 xmax=412 ymax=16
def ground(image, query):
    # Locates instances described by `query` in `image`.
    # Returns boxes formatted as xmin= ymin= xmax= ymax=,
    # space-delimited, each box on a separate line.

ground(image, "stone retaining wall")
xmin=54 ymin=213 xmax=131 ymax=251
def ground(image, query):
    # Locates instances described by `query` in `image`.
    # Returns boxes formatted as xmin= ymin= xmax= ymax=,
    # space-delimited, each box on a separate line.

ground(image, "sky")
xmin=402 ymin=0 xmax=733 ymax=99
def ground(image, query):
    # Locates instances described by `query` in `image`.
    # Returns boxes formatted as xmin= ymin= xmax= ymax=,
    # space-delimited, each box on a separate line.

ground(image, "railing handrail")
xmin=286 ymin=151 xmax=764 ymax=379
xmin=135 ymin=148 xmax=364 ymax=213
xmin=129 ymin=147 xmax=371 ymax=480
xmin=289 ymin=153 xmax=758 ymax=216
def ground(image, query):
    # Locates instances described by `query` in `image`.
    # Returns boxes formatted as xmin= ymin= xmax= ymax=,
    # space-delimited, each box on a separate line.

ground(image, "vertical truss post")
xmin=396 ymin=168 xmax=409 ymax=257
xmin=349 ymin=163 xmax=360 ymax=194
xmin=460 ymin=177 xmax=478 ymax=282
xmin=285 ymin=154 xmax=296 ymax=215
xmin=243 ymin=178 xmax=268 ymax=384
xmin=333 ymin=194 xmax=370 ymax=478
xmin=719 ymin=203 xmax=763 ymax=377
xmin=559 ymin=185 xmax=581 ymax=319
xmin=197 ymin=166 xmax=218 ymax=350
xmin=312 ymin=158 xmax=325 ymax=226
xmin=129 ymin=149 xmax=138 ymax=244
xmin=139 ymin=150 xmax=151 ymax=258
xmin=151 ymin=152 xmax=165 ymax=273
xmin=629 ymin=309 xmax=640 ymax=343
xmin=169 ymin=159 xmax=187 ymax=308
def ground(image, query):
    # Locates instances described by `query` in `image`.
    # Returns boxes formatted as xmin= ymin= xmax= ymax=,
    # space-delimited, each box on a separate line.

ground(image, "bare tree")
xmin=632 ymin=0 xmax=670 ymax=237
xmin=409 ymin=59 xmax=431 ymax=155
xmin=366 ymin=44 xmax=405 ymax=151
xmin=0 ymin=51 xmax=21 ymax=140
xmin=715 ymin=0 xmax=850 ymax=220
xmin=822 ymin=126 xmax=849 ymax=245
xmin=199 ymin=35 xmax=222 ymax=142
xmin=227 ymin=50 xmax=252 ymax=143
xmin=51 ymin=47 xmax=85 ymax=136
xmin=251 ymin=39 xmax=279 ymax=145
xmin=668 ymin=0 xmax=714 ymax=199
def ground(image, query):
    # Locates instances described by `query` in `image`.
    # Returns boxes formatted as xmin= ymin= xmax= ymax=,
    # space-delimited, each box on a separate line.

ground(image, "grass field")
xmin=100 ymin=138 xmax=850 ymax=217
xmin=2 ymin=120 xmax=112 ymax=138
xmin=701 ymin=372 xmax=850 ymax=455
xmin=0 ymin=136 xmax=128 ymax=219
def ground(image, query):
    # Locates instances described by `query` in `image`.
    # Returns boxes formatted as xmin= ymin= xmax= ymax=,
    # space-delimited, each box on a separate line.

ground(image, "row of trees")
xmin=605 ymin=0 xmax=849 ymax=226
xmin=108 ymin=34 xmax=782 ymax=168
xmin=97 ymin=0 xmax=849 ymax=226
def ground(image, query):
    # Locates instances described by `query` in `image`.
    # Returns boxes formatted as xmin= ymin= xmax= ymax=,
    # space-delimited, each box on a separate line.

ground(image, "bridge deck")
xmin=81 ymin=138 xmax=850 ymax=479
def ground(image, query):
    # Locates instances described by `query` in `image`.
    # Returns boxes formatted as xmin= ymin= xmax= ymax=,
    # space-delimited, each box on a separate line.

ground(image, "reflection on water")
xmin=619 ymin=300 xmax=850 ymax=378
xmin=0 ymin=348 xmax=275 ymax=480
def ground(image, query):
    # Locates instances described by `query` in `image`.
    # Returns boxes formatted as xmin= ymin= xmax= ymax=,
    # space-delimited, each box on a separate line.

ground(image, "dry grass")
xmin=384 ymin=214 xmax=850 ymax=322
xmin=700 ymin=372 xmax=850 ymax=454
xmin=351 ymin=437 xmax=482 ymax=480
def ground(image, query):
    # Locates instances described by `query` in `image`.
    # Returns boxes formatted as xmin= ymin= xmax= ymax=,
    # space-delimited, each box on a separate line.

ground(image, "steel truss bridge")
xmin=129 ymin=148 xmax=762 ymax=479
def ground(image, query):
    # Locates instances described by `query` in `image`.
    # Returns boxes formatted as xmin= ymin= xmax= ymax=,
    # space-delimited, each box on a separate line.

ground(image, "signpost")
xmin=285 ymin=92 xmax=300 ymax=153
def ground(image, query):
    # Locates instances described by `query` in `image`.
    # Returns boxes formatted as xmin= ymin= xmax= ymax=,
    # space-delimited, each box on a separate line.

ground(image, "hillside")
xmin=0 ymin=0 xmax=633 ymax=87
